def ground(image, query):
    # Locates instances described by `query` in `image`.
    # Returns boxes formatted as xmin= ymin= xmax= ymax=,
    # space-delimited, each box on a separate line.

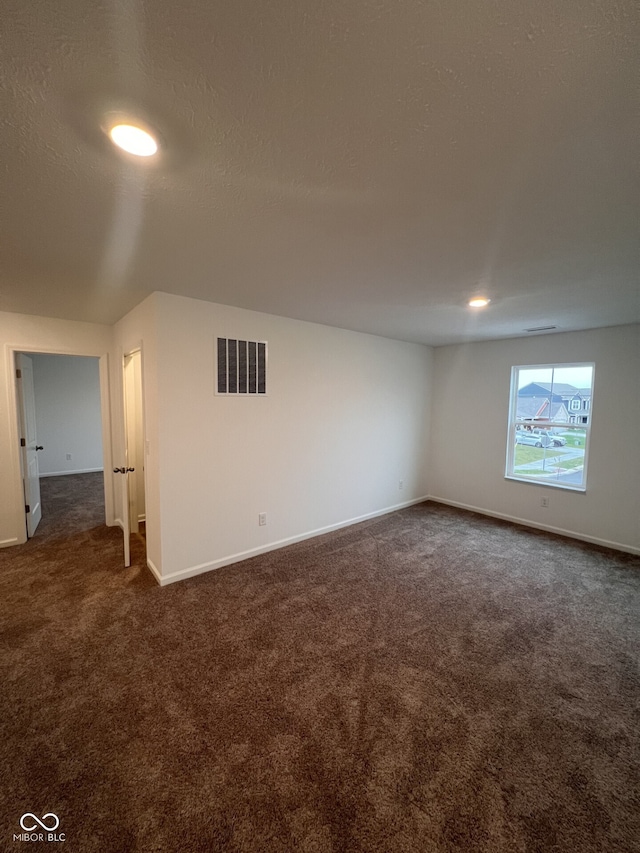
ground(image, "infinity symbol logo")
xmin=20 ymin=813 xmax=60 ymax=831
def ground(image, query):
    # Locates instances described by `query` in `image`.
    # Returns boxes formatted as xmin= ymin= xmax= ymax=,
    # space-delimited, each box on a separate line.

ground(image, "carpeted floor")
xmin=0 ymin=476 xmax=639 ymax=852
xmin=28 ymin=472 xmax=109 ymax=542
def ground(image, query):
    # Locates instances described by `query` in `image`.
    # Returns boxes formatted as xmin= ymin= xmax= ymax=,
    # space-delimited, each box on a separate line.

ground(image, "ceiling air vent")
xmin=524 ymin=325 xmax=557 ymax=333
xmin=216 ymin=337 xmax=267 ymax=395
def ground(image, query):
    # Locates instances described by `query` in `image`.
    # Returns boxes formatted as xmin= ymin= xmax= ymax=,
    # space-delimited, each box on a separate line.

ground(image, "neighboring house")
xmin=566 ymin=390 xmax=592 ymax=424
xmin=518 ymin=382 xmax=591 ymax=425
xmin=516 ymin=395 xmax=570 ymax=424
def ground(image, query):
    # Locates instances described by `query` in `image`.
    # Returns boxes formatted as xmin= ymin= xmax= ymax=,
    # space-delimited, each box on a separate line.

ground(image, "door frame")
xmin=15 ymin=354 xmax=43 ymax=537
xmin=118 ymin=344 xmax=147 ymax=567
xmin=123 ymin=347 xmax=145 ymax=536
xmin=6 ymin=345 xmax=114 ymax=544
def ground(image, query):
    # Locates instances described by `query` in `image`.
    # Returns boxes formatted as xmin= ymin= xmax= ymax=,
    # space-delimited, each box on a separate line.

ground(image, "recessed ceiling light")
xmin=109 ymin=124 xmax=158 ymax=157
xmin=468 ymin=297 xmax=491 ymax=308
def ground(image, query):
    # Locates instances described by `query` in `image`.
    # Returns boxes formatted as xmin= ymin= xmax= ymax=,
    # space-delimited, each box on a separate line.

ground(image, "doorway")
xmin=14 ymin=352 xmax=108 ymax=541
xmin=121 ymin=349 xmax=146 ymax=565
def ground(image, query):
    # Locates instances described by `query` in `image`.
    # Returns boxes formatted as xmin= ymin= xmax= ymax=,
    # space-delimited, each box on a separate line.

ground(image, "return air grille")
xmin=216 ymin=338 xmax=267 ymax=395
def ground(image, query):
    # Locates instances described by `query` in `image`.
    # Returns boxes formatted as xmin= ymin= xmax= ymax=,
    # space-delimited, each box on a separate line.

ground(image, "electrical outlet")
xmin=66 ymin=453 xmax=72 ymax=461
xmin=258 ymin=512 xmax=267 ymax=526
xmin=398 ymin=479 xmax=404 ymax=490
xmin=540 ymin=497 xmax=549 ymax=508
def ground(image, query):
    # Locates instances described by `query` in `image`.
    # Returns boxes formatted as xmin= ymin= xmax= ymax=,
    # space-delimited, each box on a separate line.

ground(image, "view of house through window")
xmin=506 ymin=363 xmax=594 ymax=490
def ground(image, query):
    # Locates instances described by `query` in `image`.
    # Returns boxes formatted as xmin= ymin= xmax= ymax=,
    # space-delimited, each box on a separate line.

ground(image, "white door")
xmin=123 ymin=351 xmax=145 ymax=535
xmin=16 ymin=354 xmax=42 ymax=537
xmin=115 ymin=458 xmax=131 ymax=567
xmin=117 ymin=349 xmax=146 ymax=569
xmin=113 ymin=352 xmax=131 ymax=567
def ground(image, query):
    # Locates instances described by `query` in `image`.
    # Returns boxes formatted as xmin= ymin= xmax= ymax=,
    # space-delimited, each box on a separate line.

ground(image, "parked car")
xmin=516 ymin=430 xmax=550 ymax=447
xmin=550 ymin=434 xmax=566 ymax=447
xmin=515 ymin=428 xmax=566 ymax=448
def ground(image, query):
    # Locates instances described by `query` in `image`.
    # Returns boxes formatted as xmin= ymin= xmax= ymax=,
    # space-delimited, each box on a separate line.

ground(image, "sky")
xmin=517 ymin=365 xmax=593 ymax=390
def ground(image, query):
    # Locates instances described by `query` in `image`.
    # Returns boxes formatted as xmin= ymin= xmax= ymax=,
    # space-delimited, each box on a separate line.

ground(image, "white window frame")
xmin=505 ymin=362 xmax=595 ymax=493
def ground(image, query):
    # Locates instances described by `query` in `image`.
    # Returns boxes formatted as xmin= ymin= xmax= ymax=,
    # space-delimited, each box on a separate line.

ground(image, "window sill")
xmin=505 ymin=475 xmax=586 ymax=493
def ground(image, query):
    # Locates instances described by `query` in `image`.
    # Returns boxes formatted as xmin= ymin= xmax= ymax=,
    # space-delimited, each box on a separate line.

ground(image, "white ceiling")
xmin=1 ymin=0 xmax=639 ymax=346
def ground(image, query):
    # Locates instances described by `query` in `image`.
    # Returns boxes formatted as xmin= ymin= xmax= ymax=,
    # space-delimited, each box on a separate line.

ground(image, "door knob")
xmin=126 ymin=467 xmax=135 ymax=472
xmin=35 ymin=445 xmax=44 ymax=451
xmin=113 ymin=467 xmax=126 ymax=474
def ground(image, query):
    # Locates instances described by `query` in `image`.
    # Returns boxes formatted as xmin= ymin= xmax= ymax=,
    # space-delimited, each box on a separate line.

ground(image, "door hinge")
xmin=25 ymin=504 xmax=30 ymax=514
xmin=20 ymin=438 xmax=26 ymax=447
xmin=16 ymin=368 xmax=22 ymax=379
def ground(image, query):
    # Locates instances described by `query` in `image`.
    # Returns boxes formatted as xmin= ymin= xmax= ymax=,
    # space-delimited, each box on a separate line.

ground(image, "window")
xmin=506 ymin=363 xmax=594 ymax=491
xmin=216 ymin=337 xmax=267 ymax=395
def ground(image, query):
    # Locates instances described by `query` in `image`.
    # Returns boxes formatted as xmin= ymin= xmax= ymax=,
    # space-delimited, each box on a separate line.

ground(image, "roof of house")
xmin=517 ymin=383 xmax=564 ymax=400
xmin=516 ymin=398 xmax=569 ymax=420
xmin=534 ymin=382 xmax=591 ymax=397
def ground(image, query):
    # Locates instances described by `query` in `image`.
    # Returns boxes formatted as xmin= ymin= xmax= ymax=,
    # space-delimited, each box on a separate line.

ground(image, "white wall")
xmin=152 ymin=293 xmax=432 ymax=583
xmin=5 ymin=298 xmax=633 ymax=580
xmin=31 ymin=354 xmax=103 ymax=476
xmin=429 ymin=324 xmax=640 ymax=553
xmin=0 ymin=311 xmax=114 ymax=547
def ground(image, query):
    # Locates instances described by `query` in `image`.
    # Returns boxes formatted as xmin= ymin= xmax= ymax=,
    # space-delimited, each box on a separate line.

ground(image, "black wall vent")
xmin=217 ymin=338 xmax=267 ymax=395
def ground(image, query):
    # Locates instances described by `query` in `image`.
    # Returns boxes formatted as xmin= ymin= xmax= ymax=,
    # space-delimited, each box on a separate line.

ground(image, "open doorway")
xmin=122 ymin=349 xmax=147 ymax=563
xmin=15 ymin=352 xmax=107 ymax=542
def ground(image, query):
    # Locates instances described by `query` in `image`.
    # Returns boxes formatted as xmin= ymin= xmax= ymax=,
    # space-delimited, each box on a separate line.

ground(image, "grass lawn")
xmin=513 ymin=446 xmax=576 ymax=465
xmin=514 ymin=444 xmax=585 ymax=474
xmin=520 ymin=455 xmax=585 ymax=476
xmin=555 ymin=456 xmax=585 ymax=471
xmin=558 ymin=430 xmax=587 ymax=448
xmin=514 ymin=446 xmax=548 ymax=465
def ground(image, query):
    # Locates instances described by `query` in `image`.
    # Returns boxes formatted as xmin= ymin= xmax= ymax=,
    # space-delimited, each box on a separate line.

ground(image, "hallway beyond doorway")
xmin=33 ymin=472 xmax=106 ymax=542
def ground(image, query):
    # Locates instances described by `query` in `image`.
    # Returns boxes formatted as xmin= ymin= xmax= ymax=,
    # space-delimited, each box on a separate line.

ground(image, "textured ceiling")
xmin=1 ymin=0 xmax=638 ymax=345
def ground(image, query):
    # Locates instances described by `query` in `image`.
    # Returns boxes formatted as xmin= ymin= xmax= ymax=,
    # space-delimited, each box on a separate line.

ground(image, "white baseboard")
xmin=40 ymin=468 xmax=104 ymax=478
xmin=113 ymin=517 xmax=148 ymax=531
xmin=146 ymin=557 xmax=162 ymax=584
xmin=0 ymin=537 xmax=20 ymax=548
xmin=427 ymin=496 xmax=640 ymax=556
xmin=157 ymin=496 xmax=431 ymax=586
xmin=111 ymin=518 xmax=160 ymax=584
xmin=116 ymin=493 xmax=639 ymax=587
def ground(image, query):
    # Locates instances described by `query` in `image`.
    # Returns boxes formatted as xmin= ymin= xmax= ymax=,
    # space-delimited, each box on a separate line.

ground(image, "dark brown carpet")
xmin=1 ymin=477 xmax=639 ymax=852
xmin=30 ymin=472 xmax=108 ymax=542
